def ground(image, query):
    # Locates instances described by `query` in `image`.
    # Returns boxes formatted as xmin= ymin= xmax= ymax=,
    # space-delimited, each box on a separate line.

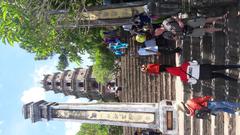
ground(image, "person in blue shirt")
xmin=107 ymin=40 xmax=128 ymax=57
xmin=108 ymin=41 xmax=128 ymax=51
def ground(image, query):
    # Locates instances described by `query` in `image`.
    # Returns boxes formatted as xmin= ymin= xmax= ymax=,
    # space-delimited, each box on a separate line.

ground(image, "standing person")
xmin=180 ymin=96 xmax=240 ymax=117
xmin=137 ymin=46 xmax=182 ymax=56
xmin=140 ymin=61 xmax=240 ymax=84
xmin=137 ymin=38 xmax=182 ymax=56
xmin=155 ymin=13 xmax=229 ymax=39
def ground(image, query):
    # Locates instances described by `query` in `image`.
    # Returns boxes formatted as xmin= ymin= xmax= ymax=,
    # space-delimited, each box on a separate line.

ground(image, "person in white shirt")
xmin=186 ymin=61 xmax=240 ymax=85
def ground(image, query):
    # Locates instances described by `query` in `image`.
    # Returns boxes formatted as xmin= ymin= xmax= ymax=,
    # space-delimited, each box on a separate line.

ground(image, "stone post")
xmin=23 ymin=100 xmax=178 ymax=135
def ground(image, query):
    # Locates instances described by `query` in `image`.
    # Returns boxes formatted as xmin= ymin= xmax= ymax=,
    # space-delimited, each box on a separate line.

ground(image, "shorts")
xmin=199 ymin=64 xmax=212 ymax=80
xmin=187 ymin=18 xmax=206 ymax=28
xmin=188 ymin=28 xmax=205 ymax=37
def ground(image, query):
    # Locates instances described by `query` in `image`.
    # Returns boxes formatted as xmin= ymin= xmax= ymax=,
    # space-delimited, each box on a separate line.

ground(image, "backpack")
xmin=195 ymin=107 xmax=211 ymax=119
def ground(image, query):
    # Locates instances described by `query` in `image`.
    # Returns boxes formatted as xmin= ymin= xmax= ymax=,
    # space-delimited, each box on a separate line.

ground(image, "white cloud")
xmin=31 ymin=64 xmax=57 ymax=85
xmin=64 ymin=97 xmax=90 ymax=135
xmin=79 ymin=53 xmax=93 ymax=68
xmin=21 ymin=63 xmax=58 ymax=104
xmin=21 ymin=87 xmax=46 ymax=104
xmin=65 ymin=122 xmax=81 ymax=135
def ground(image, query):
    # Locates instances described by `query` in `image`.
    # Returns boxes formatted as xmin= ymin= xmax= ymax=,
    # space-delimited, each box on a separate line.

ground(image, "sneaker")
xmin=235 ymin=111 xmax=240 ymax=116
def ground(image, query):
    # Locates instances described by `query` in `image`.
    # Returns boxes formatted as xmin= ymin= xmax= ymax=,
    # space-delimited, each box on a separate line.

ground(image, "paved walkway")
xmin=118 ymin=34 xmax=176 ymax=135
xmin=118 ymin=4 xmax=240 ymax=135
xmin=177 ymin=6 xmax=240 ymax=135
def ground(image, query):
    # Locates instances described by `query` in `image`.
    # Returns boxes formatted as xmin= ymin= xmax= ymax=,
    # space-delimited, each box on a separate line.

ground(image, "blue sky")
xmin=0 ymin=42 xmax=92 ymax=135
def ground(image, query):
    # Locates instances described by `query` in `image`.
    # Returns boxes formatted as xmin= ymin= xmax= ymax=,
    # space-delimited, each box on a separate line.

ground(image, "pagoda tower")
xmin=42 ymin=66 xmax=101 ymax=100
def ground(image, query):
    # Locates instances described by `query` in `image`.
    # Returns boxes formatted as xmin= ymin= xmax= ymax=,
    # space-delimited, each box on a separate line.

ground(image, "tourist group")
xmin=102 ymin=11 xmax=240 ymax=120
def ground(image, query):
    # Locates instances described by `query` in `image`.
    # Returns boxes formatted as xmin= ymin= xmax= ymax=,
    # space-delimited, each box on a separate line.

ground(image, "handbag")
xmin=194 ymin=103 xmax=214 ymax=119
xmin=195 ymin=108 xmax=211 ymax=119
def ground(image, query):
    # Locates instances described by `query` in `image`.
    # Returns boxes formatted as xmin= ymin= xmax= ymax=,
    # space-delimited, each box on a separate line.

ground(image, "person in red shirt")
xmin=181 ymin=96 xmax=240 ymax=117
xmin=141 ymin=61 xmax=240 ymax=84
xmin=181 ymin=96 xmax=212 ymax=116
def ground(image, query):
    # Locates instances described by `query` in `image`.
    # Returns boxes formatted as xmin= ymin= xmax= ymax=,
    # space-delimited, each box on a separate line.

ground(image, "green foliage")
xmin=76 ymin=124 xmax=123 ymax=135
xmin=0 ymin=0 xmax=104 ymax=52
xmin=0 ymin=1 xmax=28 ymax=46
xmin=0 ymin=0 xmax=118 ymax=83
xmin=107 ymin=125 xmax=123 ymax=135
xmin=92 ymin=46 xmax=116 ymax=84
xmin=77 ymin=124 xmax=109 ymax=135
xmin=57 ymin=53 xmax=69 ymax=71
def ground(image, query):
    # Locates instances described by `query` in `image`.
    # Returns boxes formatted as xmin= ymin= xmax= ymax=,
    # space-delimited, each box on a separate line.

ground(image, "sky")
xmin=0 ymin=42 xmax=92 ymax=135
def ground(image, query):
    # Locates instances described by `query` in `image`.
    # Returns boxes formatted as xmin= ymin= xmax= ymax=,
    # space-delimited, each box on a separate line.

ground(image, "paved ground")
xmin=118 ymin=34 xmax=176 ymax=135
xmin=178 ymin=5 xmax=240 ymax=135
xmin=118 ymin=4 xmax=240 ymax=135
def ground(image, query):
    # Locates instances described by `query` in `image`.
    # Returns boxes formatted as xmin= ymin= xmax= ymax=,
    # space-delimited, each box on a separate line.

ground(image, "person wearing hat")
xmin=181 ymin=96 xmax=240 ymax=117
xmin=141 ymin=60 xmax=240 ymax=84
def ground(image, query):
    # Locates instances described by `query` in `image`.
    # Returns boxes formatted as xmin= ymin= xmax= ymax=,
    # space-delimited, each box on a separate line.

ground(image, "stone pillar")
xmin=23 ymin=100 xmax=178 ymax=135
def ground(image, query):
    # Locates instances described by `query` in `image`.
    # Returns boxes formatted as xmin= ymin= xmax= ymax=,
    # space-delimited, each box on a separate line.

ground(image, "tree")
xmin=57 ymin=53 xmax=69 ymax=71
xmin=76 ymin=123 xmax=122 ymax=135
xmin=92 ymin=46 xmax=116 ymax=83
xmin=0 ymin=0 xmax=117 ymax=83
xmin=77 ymin=124 xmax=109 ymax=135
xmin=0 ymin=1 xmax=28 ymax=46
xmin=0 ymin=0 xmax=102 ymax=56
